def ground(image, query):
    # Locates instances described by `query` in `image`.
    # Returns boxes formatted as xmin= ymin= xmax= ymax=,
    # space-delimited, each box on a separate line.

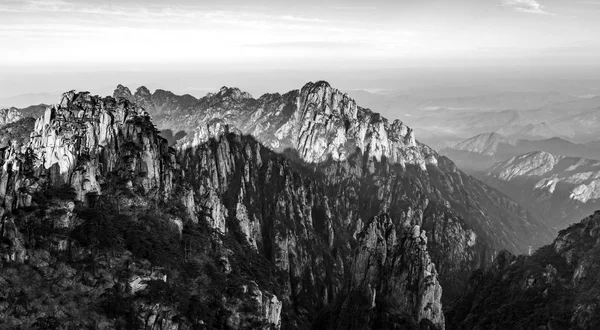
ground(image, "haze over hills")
xmin=347 ymin=87 xmax=600 ymax=146
xmin=0 ymin=93 xmax=56 ymax=108
xmin=476 ymin=151 xmax=600 ymax=232
xmin=440 ymin=132 xmax=600 ymax=173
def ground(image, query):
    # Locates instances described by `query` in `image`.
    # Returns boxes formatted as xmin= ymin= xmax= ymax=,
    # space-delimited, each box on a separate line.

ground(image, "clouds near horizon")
xmin=502 ymin=0 xmax=551 ymax=14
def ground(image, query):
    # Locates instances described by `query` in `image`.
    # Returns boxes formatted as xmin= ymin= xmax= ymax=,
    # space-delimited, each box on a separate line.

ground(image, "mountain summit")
xmin=118 ymin=80 xmax=554 ymax=296
xmin=118 ymin=81 xmax=438 ymax=170
xmin=0 ymin=81 xmax=556 ymax=329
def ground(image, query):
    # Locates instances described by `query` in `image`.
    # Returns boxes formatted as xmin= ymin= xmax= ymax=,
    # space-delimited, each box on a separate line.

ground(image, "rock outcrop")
xmin=0 ymin=108 xmax=23 ymax=126
xmin=316 ymin=214 xmax=444 ymax=329
xmin=447 ymin=210 xmax=600 ymax=330
xmin=0 ymin=91 xmax=179 ymax=211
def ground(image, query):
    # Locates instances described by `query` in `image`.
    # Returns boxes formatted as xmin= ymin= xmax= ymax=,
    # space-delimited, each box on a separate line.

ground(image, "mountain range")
xmin=0 ymin=81 xmax=593 ymax=329
xmin=440 ymin=133 xmax=600 ymax=173
xmin=477 ymin=151 xmax=600 ymax=232
xmin=347 ymin=89 xmax=600 ymax=146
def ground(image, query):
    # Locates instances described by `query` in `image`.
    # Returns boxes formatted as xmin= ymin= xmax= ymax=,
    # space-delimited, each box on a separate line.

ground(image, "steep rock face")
xmin=481 ymin=151 xmax=600 ymax=229
xmin=0 ymin=91 xmax=179 ymax=211
xmin=179 ymin=132 xmax=349 ymax=326
xmin=177 ymin=128 xmax=547 ymax=329
xmin=224 ymin=281 xmax=283 ymax=329
xmin=0 ymin=117 xmax=36 ymax=150
xmin=447 ymin=210 xmax=600 ymax=330
xmin=317 ymin=214 xmax=444 ymax=329
xmin=291 ymin=82 xmax=435 ymax=168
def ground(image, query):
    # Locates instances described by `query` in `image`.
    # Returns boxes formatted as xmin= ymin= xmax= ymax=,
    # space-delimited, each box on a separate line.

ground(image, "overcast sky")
xmin=1 ymin=0 xmax=600 ymax=97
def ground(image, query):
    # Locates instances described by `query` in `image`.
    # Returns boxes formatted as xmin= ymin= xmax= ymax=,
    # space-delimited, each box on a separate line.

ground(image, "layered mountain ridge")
xmin=116 ymin=81 xmax=438 ymax=170
xmin=479 ymin=151 xmax=600 ymax=230
xmin=119 ymin=81 xmax=552 ymax=254
xmin=0 ymin=87 xmax=449 ymax=329
xmin=0 ymin=81 xmax=557 ymax=329
xmin=122 ymin=81 xmax=554 ymax=316
xmin=448 ymin=132 xmax=514 ymax=156
xmin=440 ymin=132 xmax=600 ymax=173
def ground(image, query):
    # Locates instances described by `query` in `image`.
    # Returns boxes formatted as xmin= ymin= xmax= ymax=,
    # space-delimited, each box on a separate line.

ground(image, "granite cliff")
xmin=0 ymin=90 xmax=179 ymax=212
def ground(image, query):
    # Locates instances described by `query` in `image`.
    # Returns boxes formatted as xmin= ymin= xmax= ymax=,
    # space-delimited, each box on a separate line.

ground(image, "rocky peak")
xmin=292 ymin=80 xmax=431 ymax=168
xmin=113 ymin=84 xmax=133 ymax=99
xmin=135 ymin=86 xmax=152 ymax=99
xmin=488 ymin=150 xmax=559 ymax=181
xmin=0 ymin=90 xmax=179 ymax=211
xmin=451 ymin=132 xmax=513 ymax=156
xmin=121 ymin=80 xmax=435 ymax=170
xmin=215 ymin=86 xmax=253 ymax=102
xmin=179 ymin=121 xmax=241 ymax=150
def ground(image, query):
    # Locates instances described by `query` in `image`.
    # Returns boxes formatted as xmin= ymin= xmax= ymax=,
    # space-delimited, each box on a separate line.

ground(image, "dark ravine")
xmin=0 ymin=81 xmax=559 ymax=329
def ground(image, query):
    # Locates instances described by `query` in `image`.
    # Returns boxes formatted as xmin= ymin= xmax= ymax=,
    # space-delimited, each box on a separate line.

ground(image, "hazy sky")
xmin=1 ymin=0 xmax=600 ymax=98
xmin=2 ymin=0 xmax=600 ymax=68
